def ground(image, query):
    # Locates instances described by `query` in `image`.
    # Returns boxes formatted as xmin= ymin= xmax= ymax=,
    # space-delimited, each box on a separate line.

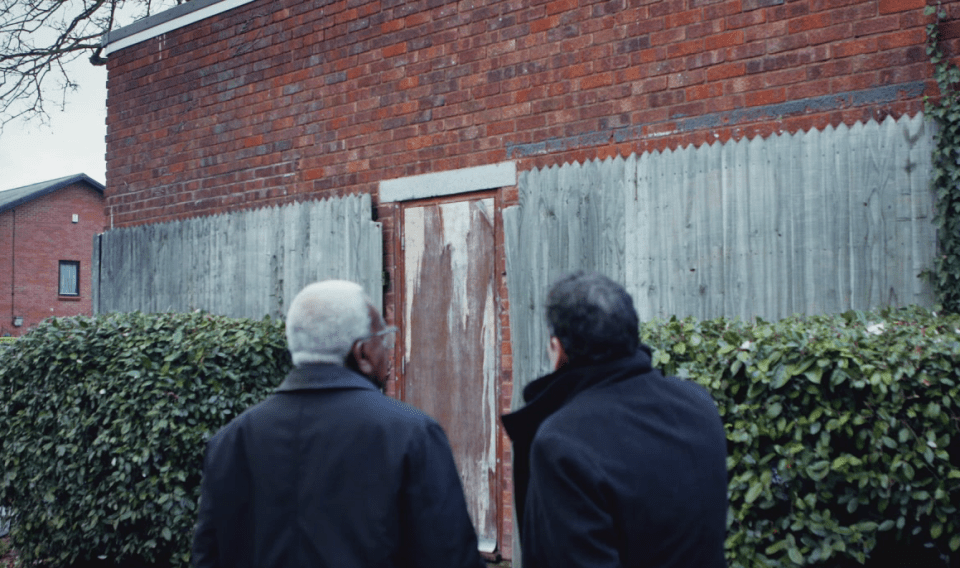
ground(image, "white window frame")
xmin=59 ymin=261 xmax=80 ymax=297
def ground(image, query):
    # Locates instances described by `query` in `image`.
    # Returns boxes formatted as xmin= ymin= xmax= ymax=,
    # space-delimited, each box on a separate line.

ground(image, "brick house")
xmin=99 ymin=0 xmax=959 ymax=560
xmin=0 ymin=174 xmax=107 ymax=337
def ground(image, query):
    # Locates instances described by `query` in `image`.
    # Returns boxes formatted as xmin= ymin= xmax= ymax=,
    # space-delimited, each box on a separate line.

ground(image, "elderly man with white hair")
xmin=192 ymin=280 xmax=485 ymax=568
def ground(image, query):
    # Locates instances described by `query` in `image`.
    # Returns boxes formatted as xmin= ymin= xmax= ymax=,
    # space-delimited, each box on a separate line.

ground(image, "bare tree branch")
xmin=0 ymin=0 xmax=184 ymax=129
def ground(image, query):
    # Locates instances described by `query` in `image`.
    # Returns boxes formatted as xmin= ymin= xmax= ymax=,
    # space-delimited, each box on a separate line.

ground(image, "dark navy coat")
xmin=502 ymin=348 xmax=728 ymax=568
xmin=192 ymin=363 xmax=484 ymax=568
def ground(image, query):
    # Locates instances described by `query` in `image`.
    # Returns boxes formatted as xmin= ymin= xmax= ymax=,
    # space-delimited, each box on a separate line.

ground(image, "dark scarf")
xmin=500 ymin=346 xmax=654 ymax=535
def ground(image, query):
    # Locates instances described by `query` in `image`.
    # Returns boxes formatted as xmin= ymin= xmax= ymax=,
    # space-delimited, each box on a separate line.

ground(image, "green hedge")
xmin=0 ymin=312 xmax=290 ymax=567
xmin=1 ymin=308 xmax=957 ymax=567
xmin=641 ymin=306 xmax=960 ymax=567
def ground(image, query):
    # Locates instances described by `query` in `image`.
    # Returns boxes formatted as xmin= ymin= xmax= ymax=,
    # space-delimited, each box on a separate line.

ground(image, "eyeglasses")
xmin=357 ymin=325 xmax=398 ymax=350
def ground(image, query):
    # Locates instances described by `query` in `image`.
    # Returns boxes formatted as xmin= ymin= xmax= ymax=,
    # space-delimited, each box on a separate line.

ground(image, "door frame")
xmin=394 ymin=189 xmax=505 ymax=557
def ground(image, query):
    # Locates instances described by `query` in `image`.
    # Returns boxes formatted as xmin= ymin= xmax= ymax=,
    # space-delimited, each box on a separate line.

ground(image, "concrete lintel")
xmin=380 ymin=161 xmax=517 ymax=203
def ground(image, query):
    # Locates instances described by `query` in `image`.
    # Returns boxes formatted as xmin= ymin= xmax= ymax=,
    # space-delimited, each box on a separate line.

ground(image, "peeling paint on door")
xmin=401 ymin=197 xmax=499 ymax=549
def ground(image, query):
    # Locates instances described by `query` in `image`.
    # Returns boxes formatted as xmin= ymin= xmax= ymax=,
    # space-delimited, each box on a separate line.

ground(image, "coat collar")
xmin=500 ymin=347 xmax=655 ymax=537
xmin=502 ymin=346 xmax=654 ymax=439
xmin=276 ymin=363 xmax=380 ymax=393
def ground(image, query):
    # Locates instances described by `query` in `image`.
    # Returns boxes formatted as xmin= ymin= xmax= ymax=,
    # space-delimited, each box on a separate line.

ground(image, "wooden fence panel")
xmin=93 ymin=194 xmax=383 ymax=318
xmin=503 ymin=157 xmax=628 ymax=401
xmin=505 ymin=115 xmax=937 ymax=405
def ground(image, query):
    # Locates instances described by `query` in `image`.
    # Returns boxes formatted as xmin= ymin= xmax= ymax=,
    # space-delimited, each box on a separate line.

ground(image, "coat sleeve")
xmin=191 ymin=430 xmax=249 ymax=568
xmin=398 ymin=421 xmax=486 ymax=568
xmin=522 ymin=430 xmax=621 ymax=568
xmin=191 ymin=441 xmax=220 ymax=568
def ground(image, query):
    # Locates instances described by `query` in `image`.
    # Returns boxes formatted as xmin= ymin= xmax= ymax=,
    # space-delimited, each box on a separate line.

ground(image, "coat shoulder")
xmin=366 ymin=391 xmax=445 ymax=431
xmin=533 ymin=369 xmax=724 ymax=456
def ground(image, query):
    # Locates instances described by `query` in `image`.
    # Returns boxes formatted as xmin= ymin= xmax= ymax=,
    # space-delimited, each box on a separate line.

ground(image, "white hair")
xmin=285 ymin=280 xmax=373 ymax=366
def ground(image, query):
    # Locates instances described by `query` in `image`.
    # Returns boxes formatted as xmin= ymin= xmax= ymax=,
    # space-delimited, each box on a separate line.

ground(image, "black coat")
xmin=192 ymin=363 xmax=485 ymax=568
xmin=502 ymin=348 xmax=728 ymax=568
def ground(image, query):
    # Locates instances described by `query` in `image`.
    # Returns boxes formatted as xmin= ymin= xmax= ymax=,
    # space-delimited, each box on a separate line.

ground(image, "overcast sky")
xmin=0 ymin=55 xmax=109 ymax=194
xmin=0 ymin=57 xmax=109 ymax=195
xmin=0 ymin=0 xmax=181 ymax=194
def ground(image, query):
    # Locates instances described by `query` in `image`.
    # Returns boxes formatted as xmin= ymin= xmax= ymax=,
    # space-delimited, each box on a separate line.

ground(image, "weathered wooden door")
xmin=399 ymin=195 xmax=500 ymax=552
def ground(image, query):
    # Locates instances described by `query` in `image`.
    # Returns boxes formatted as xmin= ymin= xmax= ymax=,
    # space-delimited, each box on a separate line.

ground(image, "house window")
xmin=59 ymin=261 xmax=80 ymax=296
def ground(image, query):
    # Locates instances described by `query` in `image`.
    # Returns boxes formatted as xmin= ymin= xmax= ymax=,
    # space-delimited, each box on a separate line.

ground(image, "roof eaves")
xmin=101 ymin=0 xmax=259 ymax=56
xmin=0 ymin=174 xmax=105 ymax=216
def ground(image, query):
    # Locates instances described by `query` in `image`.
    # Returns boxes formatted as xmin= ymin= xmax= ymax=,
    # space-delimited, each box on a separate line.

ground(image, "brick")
xmin=668 ymin=69 xmax=705 ymax=88
xmin=565 ymin=62 xmax=591 ymax=79
xmin=707 ymin=61 xmax=745 ymax=81
xmin=807 ymin=24 xmax=852 ymax=45
xmin=530 ymin=15 xmax=559 ymax=33
xmin=834 ymin=2 xmax=882 ymax=23
xmin=637 ymin=46 xmax=667 ymax=64
xmin=834 ymin=37 xmax=879 ymax=58
xmin=727 ymin=41 xmax=765 ymax=61
xmin=728 ymin=74 xmax=765 ymax=93
xmin=703 ymin=0 xmax=739 ymax=20
xmin=580 ymin=72 xmax=614 ymax=90
xmin=745 ymin=20 xmax=787 ymax=42
xmin=764 ymin=67 xmax=806 ymax=87
xmin=668 ymin=38 xmax=706 ymax=58
xmin=788 ymin=12 xmax=833 ymax=34
xmin=769 ymin=1 xmax=810 ymax=20
xmin=648 ymin=0 xmax=686 ymax=18
xmin=616 ymin=36 xmax=651 ymax=53
xmin=546 ymin=0 xmax=577 ymax=16
xmin=625 ymin=18 xmax=665 ymax=36
xmin=645 ymin=57 xmax=685 ymax=76
xmin=665 ymin=9 xmax=701 ymax=29
xmin=686 ymin=81 xmax=724 ymax=101
xmin=878 ymin=61 xmax=928 ymax=84
xmin=382 ymin=41 xmax=407 ymax=58
xmin=878 ymin=0 xmax=924 ymax=15
xmin=647 ymin=89 xmax=685 ymax=107
xmin=766 ymin=33 xmax=807 ymax=53
xmin=853 ymin=15 xmax=901 ymax=37
xmin=742 ymin=0 xmax=783 ymax=12
xmin=631 ymin=75 xmax=668 ymax=94
xmin=942 ymin=20 xmax=960 ymax=41
xmin=687 ymin=20 xmax=723 ymax=39
xmin=830 ymin=71 xmax=878 ymax=92
xmin=705 ymin=30 xmax=744 ymax=51
xmin=381 ymin=18 xmax=404 ymax=33
xmin=615 ymin=65 xmax=643 ymax=83
xmin=727 ymin=9 xmax=765 ymax=30
xmin=686 ymin=49 xmax=726 ymax=70
xmin=650 ymin=27 xmax=685 ymax=46
xmin=786 ymin=78 xmax=831 ymax=100
xmin=877 ymin=28 xmax=926 ymax=50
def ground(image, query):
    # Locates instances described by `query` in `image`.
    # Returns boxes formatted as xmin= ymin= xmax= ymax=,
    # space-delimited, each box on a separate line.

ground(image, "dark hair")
xmin=546 ymin=270 xmax=639 ymax=365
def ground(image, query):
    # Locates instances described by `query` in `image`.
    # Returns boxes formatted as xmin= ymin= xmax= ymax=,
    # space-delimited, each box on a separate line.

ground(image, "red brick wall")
xmin=0 ymin=184 xmax=108 ymax=337
xmin=0 ymin=210 xmax=13 ymax=335
xmin=105 ymin=0 xmax=959 ymax=228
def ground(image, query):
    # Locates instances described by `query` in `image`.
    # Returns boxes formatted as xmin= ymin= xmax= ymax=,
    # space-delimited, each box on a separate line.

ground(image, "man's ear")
xmin=350 ymin=340 xmax=376 ymax=377
xmin=549 ymin=336 xmax=568 ymax=371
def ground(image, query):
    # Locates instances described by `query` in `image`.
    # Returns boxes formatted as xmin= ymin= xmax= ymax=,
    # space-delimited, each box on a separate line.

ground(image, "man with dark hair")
xmin=192 ymin=280 xmax=485 ymax=568
xmin=502 ymin=271 xmax=728 ymax=568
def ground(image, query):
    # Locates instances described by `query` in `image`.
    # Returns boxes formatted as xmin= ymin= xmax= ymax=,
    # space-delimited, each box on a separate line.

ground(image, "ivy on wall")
xmin=926 ymin=3 xmax=960 ymax=313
